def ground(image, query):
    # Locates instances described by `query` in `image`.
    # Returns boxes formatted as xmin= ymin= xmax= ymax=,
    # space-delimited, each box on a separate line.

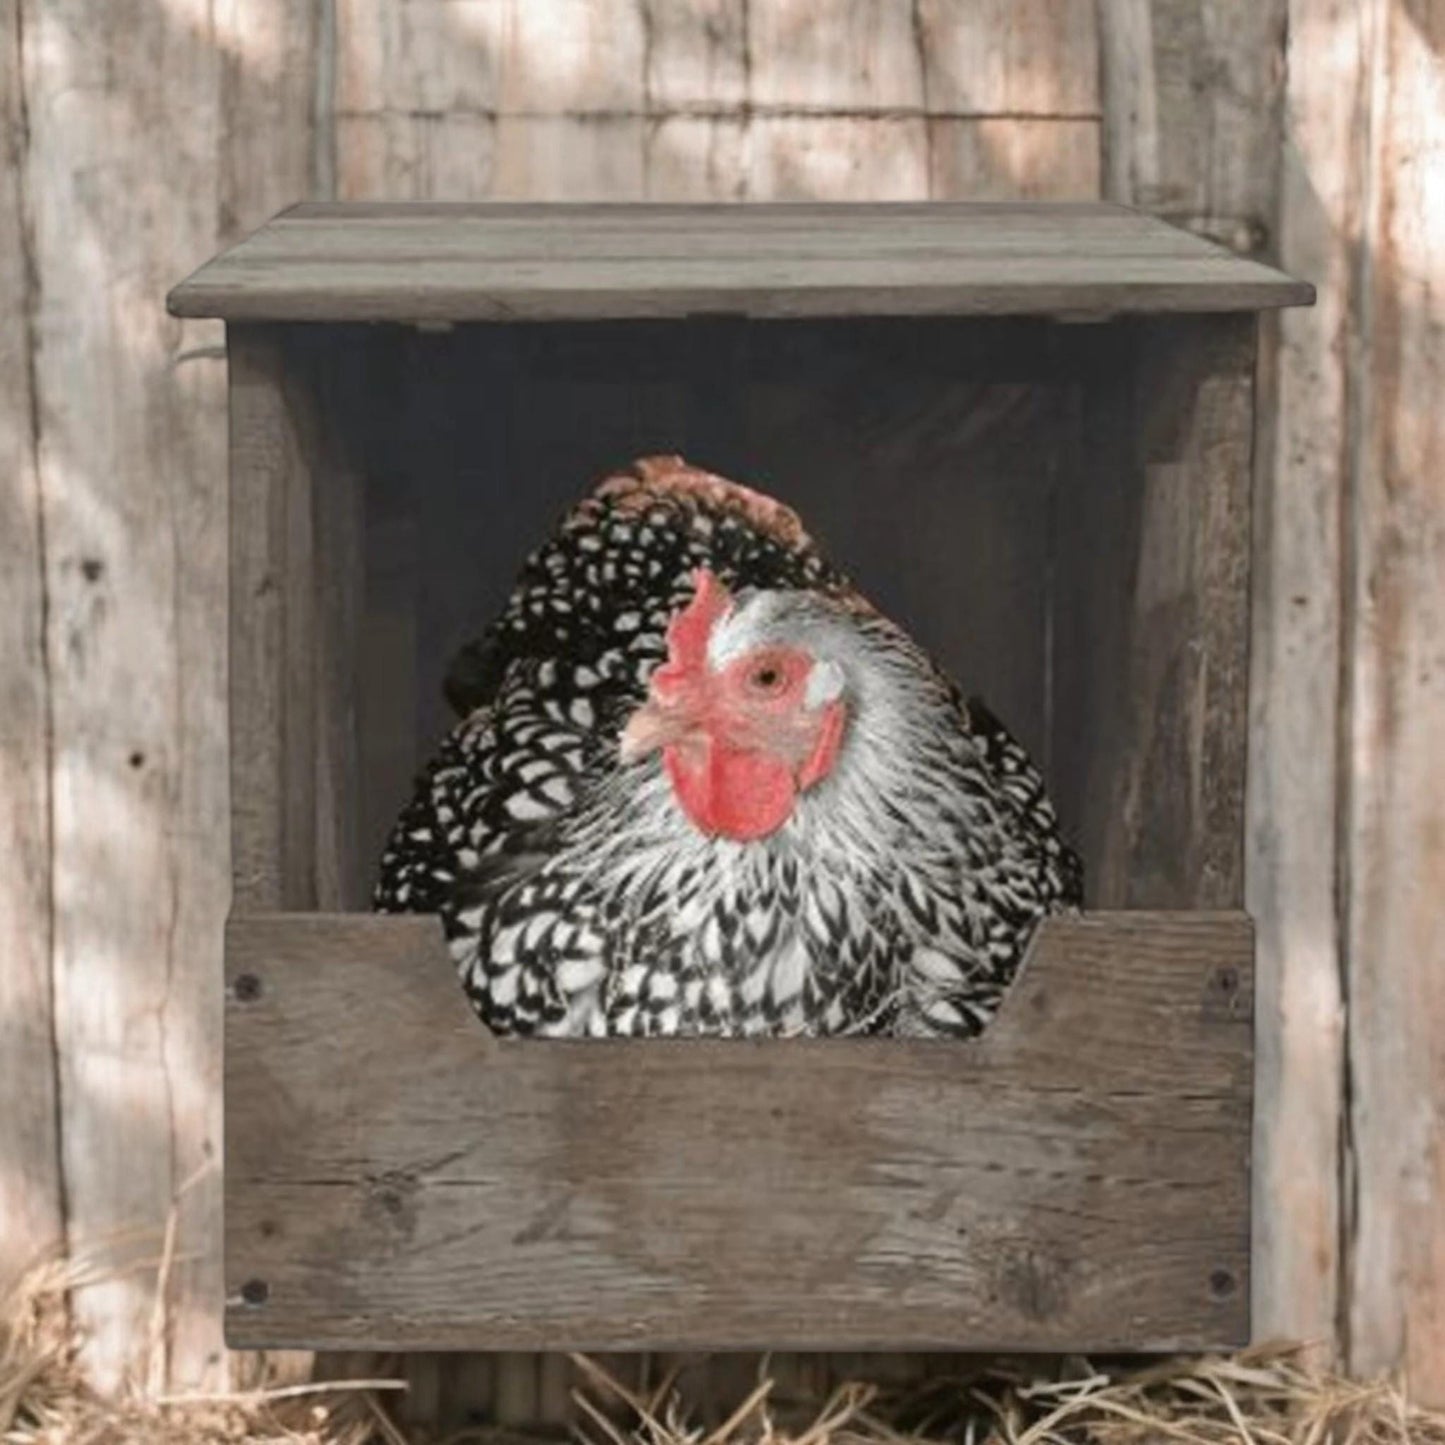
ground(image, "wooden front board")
xmin=224 ymin=911 xmax=1253 ymax=1352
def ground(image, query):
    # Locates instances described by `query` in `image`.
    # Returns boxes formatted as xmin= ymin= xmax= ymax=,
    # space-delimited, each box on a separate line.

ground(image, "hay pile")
xmin=5 ymin=1261 xmax=1443 ymax=1445
xmin=0 ymin=1258 xmax=390 ymax=1445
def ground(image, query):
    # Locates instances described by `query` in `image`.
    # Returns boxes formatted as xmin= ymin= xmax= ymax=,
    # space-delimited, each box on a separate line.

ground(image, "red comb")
xmin=664 ymin=568 xmax=732 ymax=673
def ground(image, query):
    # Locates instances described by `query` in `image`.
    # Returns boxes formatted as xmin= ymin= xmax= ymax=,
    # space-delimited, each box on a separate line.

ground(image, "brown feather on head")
xmin=596 ymin=455 xmax=812 ymax=551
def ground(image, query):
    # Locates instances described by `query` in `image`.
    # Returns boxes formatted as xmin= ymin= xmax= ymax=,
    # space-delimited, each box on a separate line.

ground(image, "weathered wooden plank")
xmin=0 ymin=0 xmax=63 ymax=1295
xmin=230 ymin=328 xmax=366 ymax=913
xmin=748 ymin=0 xmax=924 ymax=111
xmin=1099 ymin=0 xmax=1339 ymax=1370
xmin=490 ymin=117 xmax=648 ymax=200
xmin=747 ymin=118 xmax=931 ymax=200
xmin=639 ymin=2 xmax=749 ymax=196
xmin=335 ymin=0 xmax=648 ymax=203
xmin=16 ymin=0 xmax=313 ymax=1391
xmin=229 ymin=327 xmax=370 ymax=1399
xmin=918 ymin=0 xmax=1101 ymax=202
xmin=643 ymin=0 xmax=747 ymax=109
xmin=229 ymin=328 xmax=316 ymax=913
xmin=644 ymin=117 xmax=749 ymax=201
xmin=918 ymin=0 xmax=1100 ymax=117
xmin=1055 ymin=315 xmax=1257 ymax=912
xmin=16 ymin=0 xmax=318 ymax=1389
xmin=919 ymin=0 xmax=1098 ymax=210
xmin=1344 ymin=0 xmax=1445 ymax=1403
xmin=1243 ymin=0 xmax=1360 ymax=1361
xmin=223 ymin=910 xmax=1252 ymax=1352
xmin=310 ymin=346 xmax=367 ymax=913
xmin=927 ymin=120 xmax=1101 ymax=201
xmin=168 ymin=203 xmax=1313 ymax=321
xmin=335 ymin=113 xmax=499 ymax=201
xmin=334 ymin=0 xmax=497 ymax=199
xmin=1098 ymin=0 xmax=1287 ymax=248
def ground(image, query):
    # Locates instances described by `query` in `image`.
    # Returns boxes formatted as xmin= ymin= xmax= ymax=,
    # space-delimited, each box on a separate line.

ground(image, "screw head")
xmin=1208 ymin=1268 xmax=1237 ymax=1300
xmin=239 ymin=1278 xmax=269 ymax=1307
xmin=233 ymin=973 xmax=263 ymax=1003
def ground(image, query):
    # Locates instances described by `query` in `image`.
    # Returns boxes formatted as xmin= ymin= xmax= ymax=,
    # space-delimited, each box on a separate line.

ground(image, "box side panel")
xmin=1054 ymin=315 xmax=1256 ymax=910
xmin=229 ymin=326 xmax=368 ymax=913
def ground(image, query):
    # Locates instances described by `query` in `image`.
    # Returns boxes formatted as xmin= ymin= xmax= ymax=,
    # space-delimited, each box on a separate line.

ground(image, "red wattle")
xmin=664 ymin=740 xmax=797 ymax=841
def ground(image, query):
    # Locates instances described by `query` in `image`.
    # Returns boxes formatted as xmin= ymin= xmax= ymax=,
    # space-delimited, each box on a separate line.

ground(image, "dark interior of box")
xmin=296 ymin=316 xmax=1143 ymax=911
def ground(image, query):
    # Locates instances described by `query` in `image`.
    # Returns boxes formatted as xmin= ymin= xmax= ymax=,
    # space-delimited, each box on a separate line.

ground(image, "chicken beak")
xmin=619 ymin=700 xmax=690 ymax=764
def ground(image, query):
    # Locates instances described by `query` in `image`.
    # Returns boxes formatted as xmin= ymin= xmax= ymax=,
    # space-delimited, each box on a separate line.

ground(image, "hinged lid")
xmin=169 ymin=202 xmax=1313 ymax=323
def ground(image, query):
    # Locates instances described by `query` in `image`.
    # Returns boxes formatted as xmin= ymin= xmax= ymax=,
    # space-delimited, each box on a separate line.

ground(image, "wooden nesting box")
xmin=169 ymin=203 xmax=1311 ymax=1356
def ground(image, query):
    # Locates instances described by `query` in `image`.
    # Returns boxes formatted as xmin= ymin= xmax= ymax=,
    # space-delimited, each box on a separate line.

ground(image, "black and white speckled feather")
xmin=375 ymin=456 xmax=1082 ymax=1038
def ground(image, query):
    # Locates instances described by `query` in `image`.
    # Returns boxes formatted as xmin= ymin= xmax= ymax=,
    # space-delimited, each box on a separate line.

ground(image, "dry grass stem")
xmin=6 ymin=1260 xmax=1445 ymax=1445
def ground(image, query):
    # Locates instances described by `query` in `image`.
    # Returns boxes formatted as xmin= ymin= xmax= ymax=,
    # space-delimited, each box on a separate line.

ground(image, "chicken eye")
xmin=749 ymin=663 xmax=786 ymax=693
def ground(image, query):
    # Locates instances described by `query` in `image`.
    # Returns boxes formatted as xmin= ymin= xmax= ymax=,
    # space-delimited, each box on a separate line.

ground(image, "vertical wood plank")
xmin=747 ymin=117 xmax=930 ymax=199
xmin=1344 ymin=0 xmax=1445 ymax=1402
xmin=640 ymin=0 xmax=748 ymax=199
xmin=311 ymin=340 xmax=366 ymax=913
xmin=917 ymin=0 xmax=1101 ymax=201
xmin=229 ymin=327 xmax=311 ymax=913
xmin=1063 ymin=316 xmax=1256 ymax=912
xmin=1245 ymin=0 xmax=1364 ymax=1360
xmin=0 ymin=0 xmax=64 ymax=1294
xmin=472 ymin=0 xmax=652 ymax=201
xmin=927 ymin=119 xmax=1100 ymax=199
xmin=748 ymin=0 xmax=923 ymax=110
xmin=644 ymin=116 xmax=749 ymax=201
xmin=20 ymin=0 xmax=231 ymax=1391
xmin=18 ymin=0 xmax=318 ymax=1389
xmin=1098 ymin=0 xmax=1323 ymax=1364
xmin=747 ymin=0 xmax=928 ymax=199
xmin=1098 ymin=0 xmax=1287 ymax=246
xmin=918 ymin=0 xmax=1099 ymax=115
xmin=336 ymin=0 xmax=650 ymax=201
xmin=230 ymin=328 xmax=366 ymax=913
xmin=643 ymin=0 xmax=747 ymax=108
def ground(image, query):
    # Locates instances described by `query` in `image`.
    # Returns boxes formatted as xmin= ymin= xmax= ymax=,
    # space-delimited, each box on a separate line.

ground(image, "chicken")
xmin=375 ymin=455 xmax=1082 ymax=1038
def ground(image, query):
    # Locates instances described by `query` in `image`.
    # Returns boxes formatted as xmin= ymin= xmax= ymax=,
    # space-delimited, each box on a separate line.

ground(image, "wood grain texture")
xmin=749 ymin=0 xmax=924 ymax=110
xmin=1099 ymin=0 xmax=1345 ymax=1373
xmin=1343 ymin=0 xmax=1445 ymax=1401
xmin=917 ymin=0 xmax=1101 ymax=200
xmin=8 ymin=0 xmax=320 ymax=1391
xmin=643 ymin=0 xmax=747 ymax=109
xmin=14 ymin=0 xmax=319 ymax=1390
xmin=917 ymin=0 xmax=1099 ymax=116
xmin=1054 ymin=316 xmax=1257 ymax=912
xmin=229 ymin=327 xmax=366 ymax=913
xmin=927 ymin=119 xmax=1100 ymax=201
xmin=168 ymin=203 xmax=1313 ymax=322
xmin=1244 ymin=0 xmax=1359 ymax=1360
xmin=224 ymin=910 xmax=1253 ymax=1352
xmin=335 ymin=0 xmax=651 ymax=203
xmin=1098 ymin=0 xmax=1287 ymax=249
xmin=0 ymin=0 xmax=63 ymax=1294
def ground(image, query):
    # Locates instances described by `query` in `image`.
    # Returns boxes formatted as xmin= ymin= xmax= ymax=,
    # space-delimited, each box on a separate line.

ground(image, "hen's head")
xmin=619 ymin=570 xmax=852 ymax=841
